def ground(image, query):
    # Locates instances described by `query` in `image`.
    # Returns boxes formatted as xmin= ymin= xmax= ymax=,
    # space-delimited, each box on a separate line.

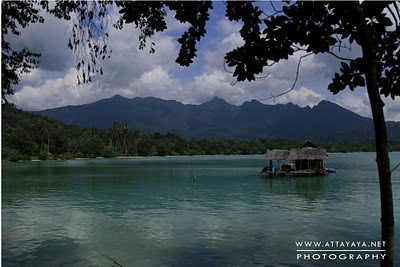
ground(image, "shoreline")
xmin=3 ymin=151 xmax=400 ymax=164
xmin=2 ymin=154 xmax=262 ymax=163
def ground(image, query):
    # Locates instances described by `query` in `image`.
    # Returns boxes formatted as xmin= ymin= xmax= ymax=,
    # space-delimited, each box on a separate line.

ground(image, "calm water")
xmin=2 ymin=153 xmax=400 ymax=266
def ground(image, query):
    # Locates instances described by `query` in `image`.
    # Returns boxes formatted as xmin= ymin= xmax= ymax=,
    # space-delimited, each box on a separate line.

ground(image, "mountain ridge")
xmin=35 ymin=95 xmax=400 ymax=142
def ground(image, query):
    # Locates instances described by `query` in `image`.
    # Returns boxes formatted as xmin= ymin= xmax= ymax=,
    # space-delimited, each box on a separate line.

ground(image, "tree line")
xmin=3 ymin=105 xmax=400 ymax=162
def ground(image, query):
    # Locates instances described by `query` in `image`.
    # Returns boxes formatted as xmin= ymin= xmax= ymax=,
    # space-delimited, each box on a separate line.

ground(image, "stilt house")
xmin=262 ymin=141 xmax=327 ymax=176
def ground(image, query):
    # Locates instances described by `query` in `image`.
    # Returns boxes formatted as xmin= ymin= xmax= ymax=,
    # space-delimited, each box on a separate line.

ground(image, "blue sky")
xmin=5 ymin=1 xmax=400 ymax=121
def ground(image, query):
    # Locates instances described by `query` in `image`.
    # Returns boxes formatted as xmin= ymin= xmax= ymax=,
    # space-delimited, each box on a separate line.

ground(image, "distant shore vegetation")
xmin=3 ymin=105 xmax=400 ymax=162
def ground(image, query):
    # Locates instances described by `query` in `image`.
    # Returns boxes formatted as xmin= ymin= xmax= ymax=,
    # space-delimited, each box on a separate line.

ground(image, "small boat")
xmin=325 ymin=168 xmax=336 ymax=173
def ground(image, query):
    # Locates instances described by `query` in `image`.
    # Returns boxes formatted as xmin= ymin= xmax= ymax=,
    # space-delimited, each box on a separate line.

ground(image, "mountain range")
xmin=36 ymin=95 xmax=400 ymax=142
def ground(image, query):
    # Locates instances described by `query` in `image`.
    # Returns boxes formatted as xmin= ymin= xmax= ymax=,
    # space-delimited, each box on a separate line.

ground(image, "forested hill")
xmin=36 ymin=95 xmax=400 ymax=142
xmin=3 ymin=104 xmax=400 ymax=162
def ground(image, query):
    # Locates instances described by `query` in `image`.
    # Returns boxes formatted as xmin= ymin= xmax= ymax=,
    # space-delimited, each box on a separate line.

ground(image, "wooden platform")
xmin=261 ymin=169 xmax=318 ymax=176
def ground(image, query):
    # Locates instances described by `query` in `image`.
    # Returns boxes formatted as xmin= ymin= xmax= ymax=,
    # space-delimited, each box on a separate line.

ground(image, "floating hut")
xmin=261 ymin=141 xmax=328 ymax=176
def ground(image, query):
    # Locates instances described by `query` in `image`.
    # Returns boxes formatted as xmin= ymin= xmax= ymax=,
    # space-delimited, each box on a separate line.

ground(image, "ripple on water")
xmin=2 ymin=153 xmax=400 ymax=266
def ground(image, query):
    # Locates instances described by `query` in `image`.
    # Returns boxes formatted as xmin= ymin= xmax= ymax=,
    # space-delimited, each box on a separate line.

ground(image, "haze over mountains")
xmin=36 ymin=95 xmax=400 ymax=142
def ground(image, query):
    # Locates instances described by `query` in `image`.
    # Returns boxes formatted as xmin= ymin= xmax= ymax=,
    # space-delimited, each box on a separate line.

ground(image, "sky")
xmin=5 ymin=1 xmax=400 ymax=121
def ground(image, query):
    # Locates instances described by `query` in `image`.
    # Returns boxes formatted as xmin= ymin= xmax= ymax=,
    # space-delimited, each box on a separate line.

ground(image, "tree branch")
xmin=292 ymin=44 xmax=353 ymax=61
xmin=258 ymin=52 xmax=313 ymax=102
xmin=97 ymin=251 xmax=123 ymax=267
xmin=223 ymin=60 xmax=234 ymax=74
xmin=225 ymin=60 xmax=273 ymax=86
xmin=260 ymin=1 xmax=296 ymax=20
xmin=390 ymin=161 xmax=400 ymax=173
xmin=326 ymin=51 xmax=353 ymax=61
xmin=269 ymin=1 xmax=280 ymax=13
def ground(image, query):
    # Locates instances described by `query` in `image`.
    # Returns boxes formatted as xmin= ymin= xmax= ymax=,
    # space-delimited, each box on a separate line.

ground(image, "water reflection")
xmin=2 ymin=234 xmax=110 ymax=267
xmin=261 ymin=175 xmax=326 ymax=199
xmin=2 ymin=155 xmax=400 ymax=266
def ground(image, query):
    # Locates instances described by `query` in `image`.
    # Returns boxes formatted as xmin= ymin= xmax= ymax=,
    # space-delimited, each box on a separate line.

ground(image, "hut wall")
xmin=295 ymin=159 xmax=324 ymax=174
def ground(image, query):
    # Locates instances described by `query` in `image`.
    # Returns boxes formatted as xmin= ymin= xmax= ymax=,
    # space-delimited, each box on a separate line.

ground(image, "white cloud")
xmin=131 ymin=66 xmax=184 ymax=100
xmin=384 ymin=99 xmax=400 ymax=122
xmin=270 ymin=86 xmax=323 ymax=108
xmin=5 ymin=9 xmax=74 ymax=73
xmin=334 ymin=91 xmax=372 ymax=119
xmin=164 ymin=10 xmax=190 ymax=33
xmin=95 ymin=26 xmax=179 ymax=91
xmin=15 ymin=68 xmax=42 ymax=89
xmin=5 ymin=2 xmax=400 ymax=122
xmin=332 ymin=91 xmax=400 ymax=122
xmin=217 ymin=17 xmax=242 ymax=36
xmin=11 ymin=68 xmax=98 ymax=110
xmin=199 ymin=18 xmax=244 ymax=75
xmin=190 ymin=69 xmax=245 ymax=104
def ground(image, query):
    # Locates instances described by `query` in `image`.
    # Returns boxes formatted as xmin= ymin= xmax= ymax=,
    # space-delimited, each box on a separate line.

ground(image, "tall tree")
xmin=223 ymin=2 xmax=398 ymax=266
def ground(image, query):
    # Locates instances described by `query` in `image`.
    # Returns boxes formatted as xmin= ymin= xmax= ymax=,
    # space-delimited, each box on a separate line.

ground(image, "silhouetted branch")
xmin=332 ymin=43 xmax=352 ymax=53
xmin=97 ymin=251 xmax=123 ymax=267
xmin=258 ymin=52 xmax=313 ymax=102
xmin=391 ymin=161 xmax=400 ymax=173
xmin=326 ymin=51 xmax=353 ymax=61
xmin=269 ymin=1 xmax=280 ymax=13
xmin=262 ymin=1 xmax=294 ymax=19
xmin=64 ymin=1 xmax=112 ymax=84
xmin=223 ymin=60 xmax=234 ymax=74
xmin=293 ymin=41 xmax=353 ymax=62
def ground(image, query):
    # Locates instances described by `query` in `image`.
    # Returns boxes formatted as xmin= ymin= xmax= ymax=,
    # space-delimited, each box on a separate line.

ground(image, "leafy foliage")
xmin=3 ymin=1 xmax=398 ymax=101
xmin=164 ymin=1 xmax=213 ymax=66
xmin=1 ymin=0 xmax=47 ymax=103
xmin=30 ymin=1 xmax=397 ymax=103
xmin=48 ymin=1 xmax=213 ymax=83
xmin=49 ymin=1 xmax=113 ymax=84
xmin=223 ymin=1 xmax=400 ymax=100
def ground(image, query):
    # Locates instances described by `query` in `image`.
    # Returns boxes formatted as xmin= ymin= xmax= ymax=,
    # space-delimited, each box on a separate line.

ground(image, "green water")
xmin=2 ymin=153 xmax=400 ymax=266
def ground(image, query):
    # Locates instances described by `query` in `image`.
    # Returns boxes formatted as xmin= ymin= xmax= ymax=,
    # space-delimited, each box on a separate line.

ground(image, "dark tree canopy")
xmin=3 ymin=1 xmax=398 ymax=100
xmin=47 ymin=1 xmax=213 ymax=84
xmin=223 ymin=1 xmax=400 ymax=100
xmin=46 ymin=1 xmax=400 ymax=102
xmin=221 ymin=2 xmax=398 ymax=266
xmin=1 ymin=0 xmax=48 ymax=103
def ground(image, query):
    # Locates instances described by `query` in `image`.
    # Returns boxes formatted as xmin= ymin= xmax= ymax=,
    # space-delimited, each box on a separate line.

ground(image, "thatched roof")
xmin=288 ymin=148 xmax=327 ymax=160
xmin=264 ymin=149 xmax=290 ymax=160
xmin=300 ymin=140 xmax=318 ymax=148
xmin=264 ymin=147 xmax=327 ymax=160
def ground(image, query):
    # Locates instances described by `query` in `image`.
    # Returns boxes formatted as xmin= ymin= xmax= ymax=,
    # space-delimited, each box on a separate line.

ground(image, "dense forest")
xmin=2 ymin=105 xmax=400 ymax=162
